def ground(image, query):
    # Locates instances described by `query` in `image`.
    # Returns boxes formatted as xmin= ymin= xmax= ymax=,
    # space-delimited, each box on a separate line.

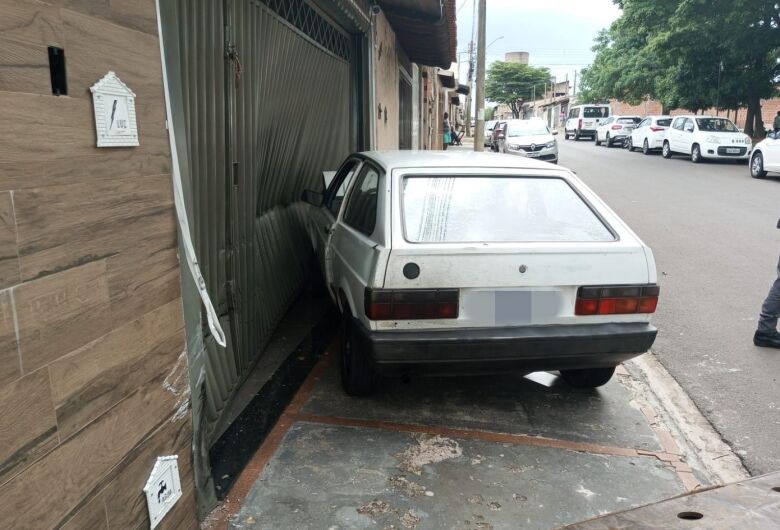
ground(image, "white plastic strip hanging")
xmin=154 ymin=0 xmax=227 ymax=347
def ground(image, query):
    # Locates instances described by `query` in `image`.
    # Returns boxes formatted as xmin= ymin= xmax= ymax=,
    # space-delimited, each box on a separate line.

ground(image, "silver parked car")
xmin=499 ymin=119 xmax=559 ymax=164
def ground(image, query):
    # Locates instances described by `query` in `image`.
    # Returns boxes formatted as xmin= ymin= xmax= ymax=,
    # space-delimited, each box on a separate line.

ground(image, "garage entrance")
xmin=159 ymin=0 xmax=370 ymax=511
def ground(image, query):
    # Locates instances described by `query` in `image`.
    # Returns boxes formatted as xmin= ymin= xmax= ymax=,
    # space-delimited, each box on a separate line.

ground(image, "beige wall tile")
xmin=0 ymin=289 xmax=20 ymax=386
xmin=49 ymin=299 xmax=184 ymax=438
xmin=15 ymin=260 xmax=112 ymax=373
xmin=0 ymin=192 xmax=20 ymax=290
xmin=0 ymin=368 xmax=58 ymax=486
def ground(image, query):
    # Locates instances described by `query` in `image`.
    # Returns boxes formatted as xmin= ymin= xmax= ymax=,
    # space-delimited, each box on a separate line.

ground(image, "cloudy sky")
xmin=455 ymin=0 xmax=622 ymax=87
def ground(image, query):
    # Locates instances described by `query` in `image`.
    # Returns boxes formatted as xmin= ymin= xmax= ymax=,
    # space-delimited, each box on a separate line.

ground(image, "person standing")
xmin=754 ymin=220 xmax=780 ymax=348
xmin=773 ymin=111 xmax=780 ymax=133
xmin=442 ymin=112 xmax=451 ymax=150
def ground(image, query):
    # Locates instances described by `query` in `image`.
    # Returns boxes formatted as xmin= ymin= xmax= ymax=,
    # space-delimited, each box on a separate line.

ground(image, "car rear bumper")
xmin=354 ymin=320 xmax=657 ymax=376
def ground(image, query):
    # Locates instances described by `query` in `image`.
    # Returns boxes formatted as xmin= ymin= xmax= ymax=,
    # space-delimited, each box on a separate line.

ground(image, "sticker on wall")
xmin=90 ymin=71 xmax=140 ymax=147
xmin=143 ymin=455 xmax=182 ymax=529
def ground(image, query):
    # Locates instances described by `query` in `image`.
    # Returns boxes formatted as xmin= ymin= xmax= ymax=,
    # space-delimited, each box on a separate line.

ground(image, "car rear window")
xmin=617 ymin=117 xmax=640 ymax=124
xmin=656 ymin=118 xmax=672 ymax=127
xmin=402 ymin=176 xmax=615 ymax=243
xmin=583 ymin=107 xmax=609 ymax=118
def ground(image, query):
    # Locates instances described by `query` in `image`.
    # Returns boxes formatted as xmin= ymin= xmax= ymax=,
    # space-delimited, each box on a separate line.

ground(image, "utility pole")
xmin=573 ymin=70 xmax=577 ymax=99
xmin=715 ymin=59 xmax=723 ymax=116
xmin=465 ymin=40 xmax=474 ymax=137
xmin=474 ymin=0 xmax=486 ymax=152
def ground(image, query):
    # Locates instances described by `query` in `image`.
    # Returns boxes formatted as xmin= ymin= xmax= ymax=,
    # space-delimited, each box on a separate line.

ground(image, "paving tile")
xmin=231 ymin=422 xmax=684 ymax=530
xmin=302 ymin=363 xmax=662 ymax=452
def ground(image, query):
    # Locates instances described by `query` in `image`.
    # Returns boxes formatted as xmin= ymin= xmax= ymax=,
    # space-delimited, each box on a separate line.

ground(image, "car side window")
xmin=638 ymin=118 xmax=649 ymax=128
xmin=325 ymin=159 xmax=360 ymax=217
xmin=673 ymin=118 xmax=684 ymax=130
xmin=684 ymin=118 xmax=694 ymax=132
xmin=343 ymin=164 xmax=380 ymax=237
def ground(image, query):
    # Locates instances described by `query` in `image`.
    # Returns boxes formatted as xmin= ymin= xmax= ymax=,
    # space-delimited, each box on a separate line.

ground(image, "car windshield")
xmin=583 ymin=107 xmax=609 ymax=118
xmin=656 ymin=118 xmax=672 ymax=127
xmin=506 ymin=122 xmax=549 ymax=136
xmin=617 ymin=117 xmax=640 ymax=124
xmin=696 ymin=118 xmax=739 ymax=132
xmin=402 ymin=176 xmax=614 ymax=243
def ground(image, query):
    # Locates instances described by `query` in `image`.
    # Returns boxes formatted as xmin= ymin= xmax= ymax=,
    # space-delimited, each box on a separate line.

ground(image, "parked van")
xmin=564 ymin=104 xmax=611 ymax=140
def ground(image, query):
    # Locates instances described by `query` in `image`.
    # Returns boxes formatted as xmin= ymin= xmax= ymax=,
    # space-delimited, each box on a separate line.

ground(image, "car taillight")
xmin=611 ymin=125 xmax=623 ymax=130
xmin=578 ymin=119 xmax=582 ymax=129
xmin=650 ymin=126 xmax=666 ymax=132
xmin=575 ymin=285 xmax=659 ymax=316
xmin=365 ymin=288 xmax=459 ymax=320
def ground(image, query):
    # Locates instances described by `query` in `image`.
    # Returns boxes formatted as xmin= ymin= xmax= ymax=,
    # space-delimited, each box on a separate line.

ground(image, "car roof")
xmin=358 ymin=150 xmax=564 ymax=172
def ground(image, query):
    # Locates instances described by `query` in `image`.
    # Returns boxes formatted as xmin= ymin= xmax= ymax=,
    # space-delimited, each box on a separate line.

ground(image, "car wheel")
xmin=625 ymin=137 xmax=632 ymax=150
xmin=339 ymin=310 xmax=376 ymax=396
xmin=662 ymin=141 xmax=672 ymax=159
xmin=751 ymin=152 xmax=767 ymax=178
xmin=594 ymin=134 xmax=601 ymax=146
xmin=560 ymin=366 xmax=616 ymax=388
xmin=691 ymin=144 xmax=702 ymax=163
xmin=643 ymin=139 xmax=651 ymax=155
xmin=574 ymin=130 xmax=581 ymax=141
xmin=605 ymin=134 xmax=612 ymax=147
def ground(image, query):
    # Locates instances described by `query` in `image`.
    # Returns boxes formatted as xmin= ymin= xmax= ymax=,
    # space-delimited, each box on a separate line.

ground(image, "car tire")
xmin=605 ymin=134 xmax=612 ymax=148
xmin=662 ymin=141 xmax=672 ymax=159
xmin=560 ymin=366 xmax=616 ymax=388
xmin=691 ymin=144 xmax=702 ymax=164
xmin=643 ymin=139 xmax=651 ymax=155
xmin=626 ymin=137 xmax=634 ymax=150
xmin=594 ymin=134 xmax=601 ymax=146
xmin=751 ymin=152 xmax=767 ymax=178
xmin=339 ymin=310 xmax=377 ymax=396
xmin=574 ymin=130 xmax=581 ymax=141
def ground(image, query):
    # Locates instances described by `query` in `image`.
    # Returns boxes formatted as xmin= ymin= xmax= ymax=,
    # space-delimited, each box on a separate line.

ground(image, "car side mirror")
xmin=301 ymin=189 xmax=324 ymax=207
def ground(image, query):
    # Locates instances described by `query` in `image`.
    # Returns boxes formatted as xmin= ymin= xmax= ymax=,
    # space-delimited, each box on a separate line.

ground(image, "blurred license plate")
xmin=726 ymin=148 xmax=740 ymax=154
xmin=625 ymin=127 xmax=634 ymax=132
xmin=494 ymin=290 xmax=560 ymax=325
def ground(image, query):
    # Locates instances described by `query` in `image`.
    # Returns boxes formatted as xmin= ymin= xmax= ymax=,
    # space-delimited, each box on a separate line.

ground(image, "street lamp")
xmin=486 ymin=36 xmax=504 ymax=50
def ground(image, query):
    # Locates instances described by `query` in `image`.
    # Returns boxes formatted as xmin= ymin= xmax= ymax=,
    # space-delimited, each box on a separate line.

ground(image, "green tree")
xmin=580 ymin=0 xmax=780 ymax=136
xmin=486 ymin=62 xmax=552 ymax=118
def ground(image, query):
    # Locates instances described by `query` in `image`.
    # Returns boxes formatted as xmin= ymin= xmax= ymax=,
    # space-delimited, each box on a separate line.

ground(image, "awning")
xmin=378 ymin=0 xmax=456 ymax=69
xmin=456 ymin=83 xmax=470 ymax=95
xmin=438 ymin=71 xmax=456 ymax=89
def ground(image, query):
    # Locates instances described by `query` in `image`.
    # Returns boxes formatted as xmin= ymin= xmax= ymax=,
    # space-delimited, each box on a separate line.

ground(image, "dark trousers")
xmin=758 ymin=254 xmax=780 ymax=333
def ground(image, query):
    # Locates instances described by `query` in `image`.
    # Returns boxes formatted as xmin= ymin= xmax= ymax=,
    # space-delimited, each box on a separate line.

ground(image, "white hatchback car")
xmin=627 ymin=115 xmax=673 ymax=154
xmin=662 ymin=116 xmax=753 ymax=163
xmin=595 ymin=116 xmax=641 ymax=147
xmin=750 ymin=132 xmax=780 ymax=178
xmin=302 ymin=152 xmax=659 ymax=395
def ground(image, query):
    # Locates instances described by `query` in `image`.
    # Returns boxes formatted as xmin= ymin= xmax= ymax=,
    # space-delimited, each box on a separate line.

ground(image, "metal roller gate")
xmin=159 ymin=0 xmax=369 ymax=512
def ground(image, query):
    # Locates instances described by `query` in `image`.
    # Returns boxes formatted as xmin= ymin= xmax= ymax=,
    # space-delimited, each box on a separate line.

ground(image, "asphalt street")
xmin=557 ymin=137 xmax=780 ymax=475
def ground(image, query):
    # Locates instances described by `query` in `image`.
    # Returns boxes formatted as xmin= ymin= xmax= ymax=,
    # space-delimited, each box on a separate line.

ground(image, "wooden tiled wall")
xmin=0 ymin=0 xmax=197 ymax=528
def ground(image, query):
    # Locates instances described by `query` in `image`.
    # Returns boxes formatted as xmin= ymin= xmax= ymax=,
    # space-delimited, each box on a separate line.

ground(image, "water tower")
xmin=504 ymin=52 xmax=529 ymax=64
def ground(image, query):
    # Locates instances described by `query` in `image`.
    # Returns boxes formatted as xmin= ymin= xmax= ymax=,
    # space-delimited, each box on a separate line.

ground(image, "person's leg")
xmin=756 ymin=254 xmax=780 ymax=336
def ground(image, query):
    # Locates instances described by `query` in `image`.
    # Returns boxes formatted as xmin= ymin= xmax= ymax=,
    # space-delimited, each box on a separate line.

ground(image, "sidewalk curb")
xmin=626 ymin=353 xmax=750 ymax=485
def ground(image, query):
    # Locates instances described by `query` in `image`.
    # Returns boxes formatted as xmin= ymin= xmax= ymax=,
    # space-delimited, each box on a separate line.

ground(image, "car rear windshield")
xmin=402 ymin=176 xmax=615 ymax=243
xmin=507 ymin=122 xmax=549 ymax=136
xmin=617 ymin=117 xmax=640 ymax=124
xmin=583 ymin=107 xmax=609 ymax=118
xmin=696 ymin=118 xmax=739 ymax=132
xmin=656 ymin=118 xmax=672 ymax=127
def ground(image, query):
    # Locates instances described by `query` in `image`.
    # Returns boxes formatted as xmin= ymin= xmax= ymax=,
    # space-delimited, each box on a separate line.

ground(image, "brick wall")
xmin=0 ymin=1 xmax=197 ymax=529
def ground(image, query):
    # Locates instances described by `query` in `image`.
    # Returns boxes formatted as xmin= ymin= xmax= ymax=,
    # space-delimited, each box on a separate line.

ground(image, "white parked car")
xmin=750 ymin=132 xmax=780 ymax=178
xmin=484 ymin=120 xmax=498 ymax=147
xmin=595 ymin=116 xmax=641 ymax=147
xmin=499 ymin=119 xmax=559 ymax=163
xmin=302 ymin=151 xmax=659 ymax=395
xmin=626 ymin=115 xmax=673 ymax=154
xmin=564 ymin=104 xmax=611 ymax=140
xmin=662 ymin=116 xmax=753 ymax=163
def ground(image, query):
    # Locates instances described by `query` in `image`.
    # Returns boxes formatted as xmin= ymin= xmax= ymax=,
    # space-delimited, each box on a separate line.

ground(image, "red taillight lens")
xmin=650 ymin=126 xmax=666 ymax=132
xmin=575 ymin=285 xmax=659 ymax=315
xmin=611 ymin=125 xmax=622 ymax=130
xmin=578 ymin=119 xmax=583 ymax=129
xmin=365 ymin=288 xmax=459 ymax=320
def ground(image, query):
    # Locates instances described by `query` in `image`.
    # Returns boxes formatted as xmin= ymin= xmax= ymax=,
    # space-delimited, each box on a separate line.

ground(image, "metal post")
xmin=716 ymin=60 xmax=723 ymax=116
xmin=474 ymin=0 xmax=486 ymax=152
xmin=465 ymin=40 xmax=474 ymax=137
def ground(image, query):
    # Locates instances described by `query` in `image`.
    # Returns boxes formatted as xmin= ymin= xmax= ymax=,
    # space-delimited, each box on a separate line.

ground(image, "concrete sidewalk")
xmin=210 ymin=345 xmax=714 ymax=530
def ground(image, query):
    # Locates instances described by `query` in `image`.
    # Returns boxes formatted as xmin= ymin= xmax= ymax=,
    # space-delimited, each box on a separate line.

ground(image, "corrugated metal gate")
xmin=160 ymin=0 xmax=363 ymax=511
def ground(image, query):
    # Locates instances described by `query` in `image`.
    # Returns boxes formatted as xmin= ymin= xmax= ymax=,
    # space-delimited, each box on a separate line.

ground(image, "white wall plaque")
xmin=90 ymin=71 xmax=140 ymax=147
xmin=143 ymin=455 xmax=183 ymax=529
